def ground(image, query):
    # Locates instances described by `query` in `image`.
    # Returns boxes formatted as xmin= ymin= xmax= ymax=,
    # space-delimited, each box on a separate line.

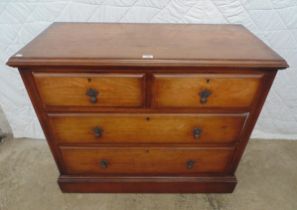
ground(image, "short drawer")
xmin=152 ymin=74 xmax=263 ymax=108
xmin=60 ymin=147 xmax=234 ymax=175
xmin=33 ymin=73 xmax=144 ymax=108
xmin=49 ymin=113 xmax=247 ymax=145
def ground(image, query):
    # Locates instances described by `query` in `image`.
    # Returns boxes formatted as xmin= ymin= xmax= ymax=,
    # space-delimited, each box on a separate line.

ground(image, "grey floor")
xmin=0 ymin=134 xmax=297 ymax=210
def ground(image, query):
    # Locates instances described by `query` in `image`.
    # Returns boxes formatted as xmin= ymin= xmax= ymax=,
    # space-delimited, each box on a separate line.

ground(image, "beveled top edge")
xmin=7 ymin=57 xmax=288 ymax=69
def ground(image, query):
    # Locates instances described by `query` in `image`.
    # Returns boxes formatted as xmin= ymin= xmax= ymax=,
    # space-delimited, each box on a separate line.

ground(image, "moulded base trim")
xmin=58 ymin=175 xmax=237 ymax=193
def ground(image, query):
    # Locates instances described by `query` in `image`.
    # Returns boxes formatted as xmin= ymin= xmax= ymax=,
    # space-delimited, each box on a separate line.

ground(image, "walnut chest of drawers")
xmin=7 ymin=23 xmax=288 ymax=193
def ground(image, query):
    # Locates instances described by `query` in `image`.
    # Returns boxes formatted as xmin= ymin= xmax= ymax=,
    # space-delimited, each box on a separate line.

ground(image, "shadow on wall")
xmin=0 ymin=105 xmax=12 ymax=142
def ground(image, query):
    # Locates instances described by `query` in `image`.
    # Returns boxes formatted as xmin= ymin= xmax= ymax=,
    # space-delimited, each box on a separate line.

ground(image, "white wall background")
xmin=0 ymin=0 xmax=296 ymax=140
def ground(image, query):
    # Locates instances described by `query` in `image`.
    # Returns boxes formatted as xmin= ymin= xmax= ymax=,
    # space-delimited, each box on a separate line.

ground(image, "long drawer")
xmin=60 ymin=147 xmax=234 ymax=175
xmin=49 ymin=113 xmax=247 ymax=145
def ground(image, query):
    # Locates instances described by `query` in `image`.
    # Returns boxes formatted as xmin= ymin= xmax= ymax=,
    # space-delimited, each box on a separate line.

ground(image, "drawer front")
xmin=49 ymin=113 xmax=246 ymax=144
xmin=152 ymin=74 xmax=263 ymax=108
xmin=33 ymin=73 xmax=144 ymax=108
xmin=60 ymin=147 xmax=234 ymax=175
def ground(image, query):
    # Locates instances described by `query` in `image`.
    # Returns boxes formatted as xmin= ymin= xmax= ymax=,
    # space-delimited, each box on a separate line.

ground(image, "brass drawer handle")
xmin=193 ymin=128 xmax=202 ymax=139
xmin=86 ymin=88 xmax=99 ymax=103
xmin=100 ymin=159 xmax=109 ymax=169
xmin=199 ymin=89 xmax=211 ymax=104
xmin=186 ymin=160 xmax=196 ymax=169
xmin=92 ymin=127 xmax=103 ymax=138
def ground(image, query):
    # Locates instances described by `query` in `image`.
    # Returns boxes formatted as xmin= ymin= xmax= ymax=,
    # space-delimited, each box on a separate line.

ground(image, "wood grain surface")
xmin=60 ymin=146 xmax=234 ymax=175
xmin=152 ymin=73 xmax=263 ymax=108
xmin=33 ymin=73 xmax=145 ymax=108
xmin=7 ymin=23 xmax=288 ymax=68
xmin=49 ymin=113 xmax=247 ymax=145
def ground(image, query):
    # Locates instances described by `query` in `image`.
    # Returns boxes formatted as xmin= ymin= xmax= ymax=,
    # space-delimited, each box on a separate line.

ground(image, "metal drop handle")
xmin=86 ymin=88 xmax=98 ymax=103
xmin=93 ymin=127 xmax=103 ymax=138
xmin=193 ymin=128 xmax=202 ymax=139
xmin=186 ymin=160 xmax=196 ymax=169
xmin=199 ymin=89 xmax=211 ymax=104
xmin=100 ymin=160 xmax=109 ymax=169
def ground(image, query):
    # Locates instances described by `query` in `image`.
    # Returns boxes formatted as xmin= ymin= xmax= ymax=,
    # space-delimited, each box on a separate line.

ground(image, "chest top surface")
xmin=7 ymin=23 xmax=287 ymax=69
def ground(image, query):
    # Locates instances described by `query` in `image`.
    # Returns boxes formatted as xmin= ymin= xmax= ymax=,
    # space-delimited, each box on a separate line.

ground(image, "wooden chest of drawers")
xmin=7 ymin=23 xmax=288 ymax=193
